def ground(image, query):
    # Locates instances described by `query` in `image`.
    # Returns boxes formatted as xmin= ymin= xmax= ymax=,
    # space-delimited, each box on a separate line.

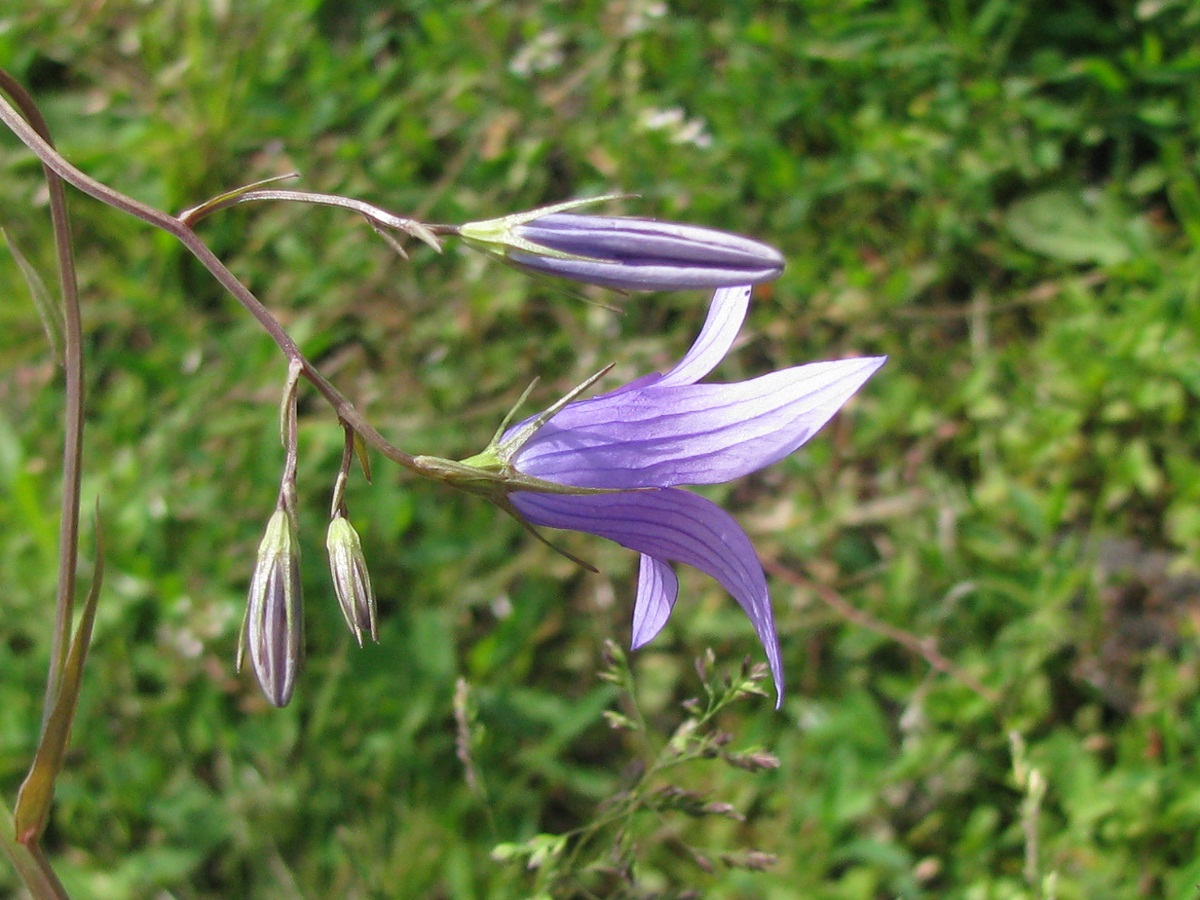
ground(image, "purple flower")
xmin=458 ymin=197 xmax=784 ymax=291
xmin=238 ymin=507 xmax=304 ymax=707
xmin=507 ymin=213 xmax=784 ymax=290
xmin=503 ymin=285 xmax=885 ymax=706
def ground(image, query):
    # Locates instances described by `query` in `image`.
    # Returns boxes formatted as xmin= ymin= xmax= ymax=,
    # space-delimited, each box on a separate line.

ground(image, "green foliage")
xmin=487 ymin=644 xmax=782 ymax=898
xmin=3 ymin=0 xmax=1200 ymax=896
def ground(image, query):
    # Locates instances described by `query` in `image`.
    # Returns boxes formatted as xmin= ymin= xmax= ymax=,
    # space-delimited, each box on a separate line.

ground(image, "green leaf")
xmin=14 ymin=510 xmax=104 ymax=844
xmin=1163 ymin=141 xmax=1200 ymax=248
xmin=1004 ymin=189 xmax=1144 ymax=266
xmin=176 ymin=171 xmax=299 ymax=224
xmin=1 ymin=226 xmax=63 ymax=364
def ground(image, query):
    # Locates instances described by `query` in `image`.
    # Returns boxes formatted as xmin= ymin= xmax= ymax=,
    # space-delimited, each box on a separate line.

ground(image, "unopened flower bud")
xmin=326 ymin=514 xmax=378 ymax=646
xmin=238 ymin=508 xmax=303 ymax=707
xmin=460 ymin=199 xmax=784 ymax=291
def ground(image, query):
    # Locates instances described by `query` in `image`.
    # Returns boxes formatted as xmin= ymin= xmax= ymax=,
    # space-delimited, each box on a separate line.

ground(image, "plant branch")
xmin=178 ymin=186 xmax=442 ymax=251
xmin=0 ymin=80 xmax=440 ymax=479
xmin=0 ymin=71 xmax=85 ymax=729
xmin=762 ymin=556 xmax=1000 ymax=704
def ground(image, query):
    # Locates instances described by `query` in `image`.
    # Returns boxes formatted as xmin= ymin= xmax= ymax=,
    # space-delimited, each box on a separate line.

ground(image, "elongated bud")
xmin=238 ymin=508 xmax=303 ymax=707
xmin=460 ymin=199 xmax=783 ymax=291
xmin=326 ymin=514 xmax=378 ymax=646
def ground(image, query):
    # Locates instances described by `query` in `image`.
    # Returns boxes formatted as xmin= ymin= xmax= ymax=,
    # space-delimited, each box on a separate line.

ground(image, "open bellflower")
xmin=459 ymin=199 xmax=784 ymax=291
xmin=503 ymin=285 xmax=885 ymax=706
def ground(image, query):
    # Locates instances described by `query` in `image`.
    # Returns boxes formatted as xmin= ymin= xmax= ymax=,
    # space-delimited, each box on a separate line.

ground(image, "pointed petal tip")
xmin=630 ymin=555 xmax=678 ymax=650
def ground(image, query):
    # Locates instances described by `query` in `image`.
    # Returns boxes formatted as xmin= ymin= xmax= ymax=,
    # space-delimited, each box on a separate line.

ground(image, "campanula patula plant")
xmin=0 ymin=57 xmax=878 ymax=895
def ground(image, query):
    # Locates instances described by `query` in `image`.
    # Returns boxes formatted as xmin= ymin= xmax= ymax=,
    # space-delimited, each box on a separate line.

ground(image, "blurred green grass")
xmin=2 ymin=0 xmax=1200 ymax=896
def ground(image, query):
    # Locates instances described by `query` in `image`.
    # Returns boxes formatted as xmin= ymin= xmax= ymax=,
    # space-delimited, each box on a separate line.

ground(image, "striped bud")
xmin=238 ymin=508 xmax=303 ymax=707
xmin=460 ymin=200 xmax=783 ymax=291
xmin=326 ymin=514 xmax=378 ymax=646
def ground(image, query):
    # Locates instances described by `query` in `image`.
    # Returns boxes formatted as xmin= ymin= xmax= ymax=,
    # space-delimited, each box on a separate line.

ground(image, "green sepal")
xmin=459 ymin=193 xmax=632 ymax=261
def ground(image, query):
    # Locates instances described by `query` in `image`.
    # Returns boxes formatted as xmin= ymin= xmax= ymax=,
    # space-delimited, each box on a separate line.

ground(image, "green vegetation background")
xmin=3 ymin=1 xmax=1200 ymax=897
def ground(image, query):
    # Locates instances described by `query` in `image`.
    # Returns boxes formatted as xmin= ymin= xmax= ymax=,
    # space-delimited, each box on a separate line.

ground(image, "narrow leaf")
xmin=2 ymin=226 xmax=63 ymax=364
xmin=352 ymin=430 xmax=372 ymax=483
xmin=1163 ymin=141 xmax=1200 ymax=249
xmin=366 ymin=218 xmax=410 ymax=259
xmin=177 ymin=172 xmax=300 ymax=224
xmin=14 ymin=509 xmax=104 ymax=844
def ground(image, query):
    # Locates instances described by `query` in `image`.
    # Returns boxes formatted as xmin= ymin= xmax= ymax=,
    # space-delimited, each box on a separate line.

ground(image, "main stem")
xmin=0 ymin=73 xmax=84 ymax=735
xmin=1 ymin=797 xmax=67 ymax=900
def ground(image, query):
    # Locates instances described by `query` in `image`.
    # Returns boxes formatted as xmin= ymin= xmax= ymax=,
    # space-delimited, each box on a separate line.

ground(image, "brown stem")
xmin=0 ymin=73 xmax=85 ymax=737
xmin=178 ymin=187 xmax=442 ymax=251
xmin=762 ymin=556 xmax=1000 ymax=704
xmin=330 ymin=426 xmax=355 ymax=518
xmin=0 ymin=86 xmax=436 ymax=478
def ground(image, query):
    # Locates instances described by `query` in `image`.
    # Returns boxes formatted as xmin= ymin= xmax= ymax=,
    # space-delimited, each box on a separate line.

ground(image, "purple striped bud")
xmin=326 ymin=514 xmax=378 ymax=646
xmin=238 ymin=508 xmax=303 ymax=707
xmin=459 ymin=198 xmax=784 ymax=291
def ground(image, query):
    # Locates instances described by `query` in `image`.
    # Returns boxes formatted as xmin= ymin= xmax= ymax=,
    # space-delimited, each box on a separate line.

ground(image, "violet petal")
xmin=515 ymin=356 xmax=886 ymax=489
xmin=631 ymin=555 xmax=678 ymax=650
xmin=510 ymin=488 xmax=784 ymax=705
xmin=507 ymin=253 xmax=782 ymax=291
xmin=655 ymin=285 xmax=751 ymax=388
xmin=516 ymin=214 xmax=786 ymax=269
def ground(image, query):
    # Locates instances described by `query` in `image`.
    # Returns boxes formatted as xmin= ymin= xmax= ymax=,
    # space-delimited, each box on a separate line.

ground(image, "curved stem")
xmin=330 ymin=427 xmax=355 ymax=518
xmin=0 ymin=73 xmax=84 ymax=733
xmin=178 ymin=188 xmax=443 ymax=251
xmin=0 ymin=87 xmax=433 ymax=477
xmin=278 ymin=360 xmax=301 ymax=516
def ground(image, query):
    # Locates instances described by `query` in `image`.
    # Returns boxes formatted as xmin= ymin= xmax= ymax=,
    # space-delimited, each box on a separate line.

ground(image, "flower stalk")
xmin=238 ymin=367 xmax=305 ymax=707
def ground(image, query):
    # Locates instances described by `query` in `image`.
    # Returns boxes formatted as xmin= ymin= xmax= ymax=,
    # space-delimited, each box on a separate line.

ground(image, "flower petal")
xmin=656 ymin=285 xmax=751 ymax=388
xmin=631 ymin=555 xmax=678 ymax=650
xmin=501 ymin=285 xmax=750 ymax=431
xmin=510 ymin=488 xmax=784 ymax=705
xmin=516 ymin=356 xmax=886 ymax=489
xmin=516 ymin=214 xmax=786 ymax=269
xmin=507 ymin=253 xmax=781 ymax=291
